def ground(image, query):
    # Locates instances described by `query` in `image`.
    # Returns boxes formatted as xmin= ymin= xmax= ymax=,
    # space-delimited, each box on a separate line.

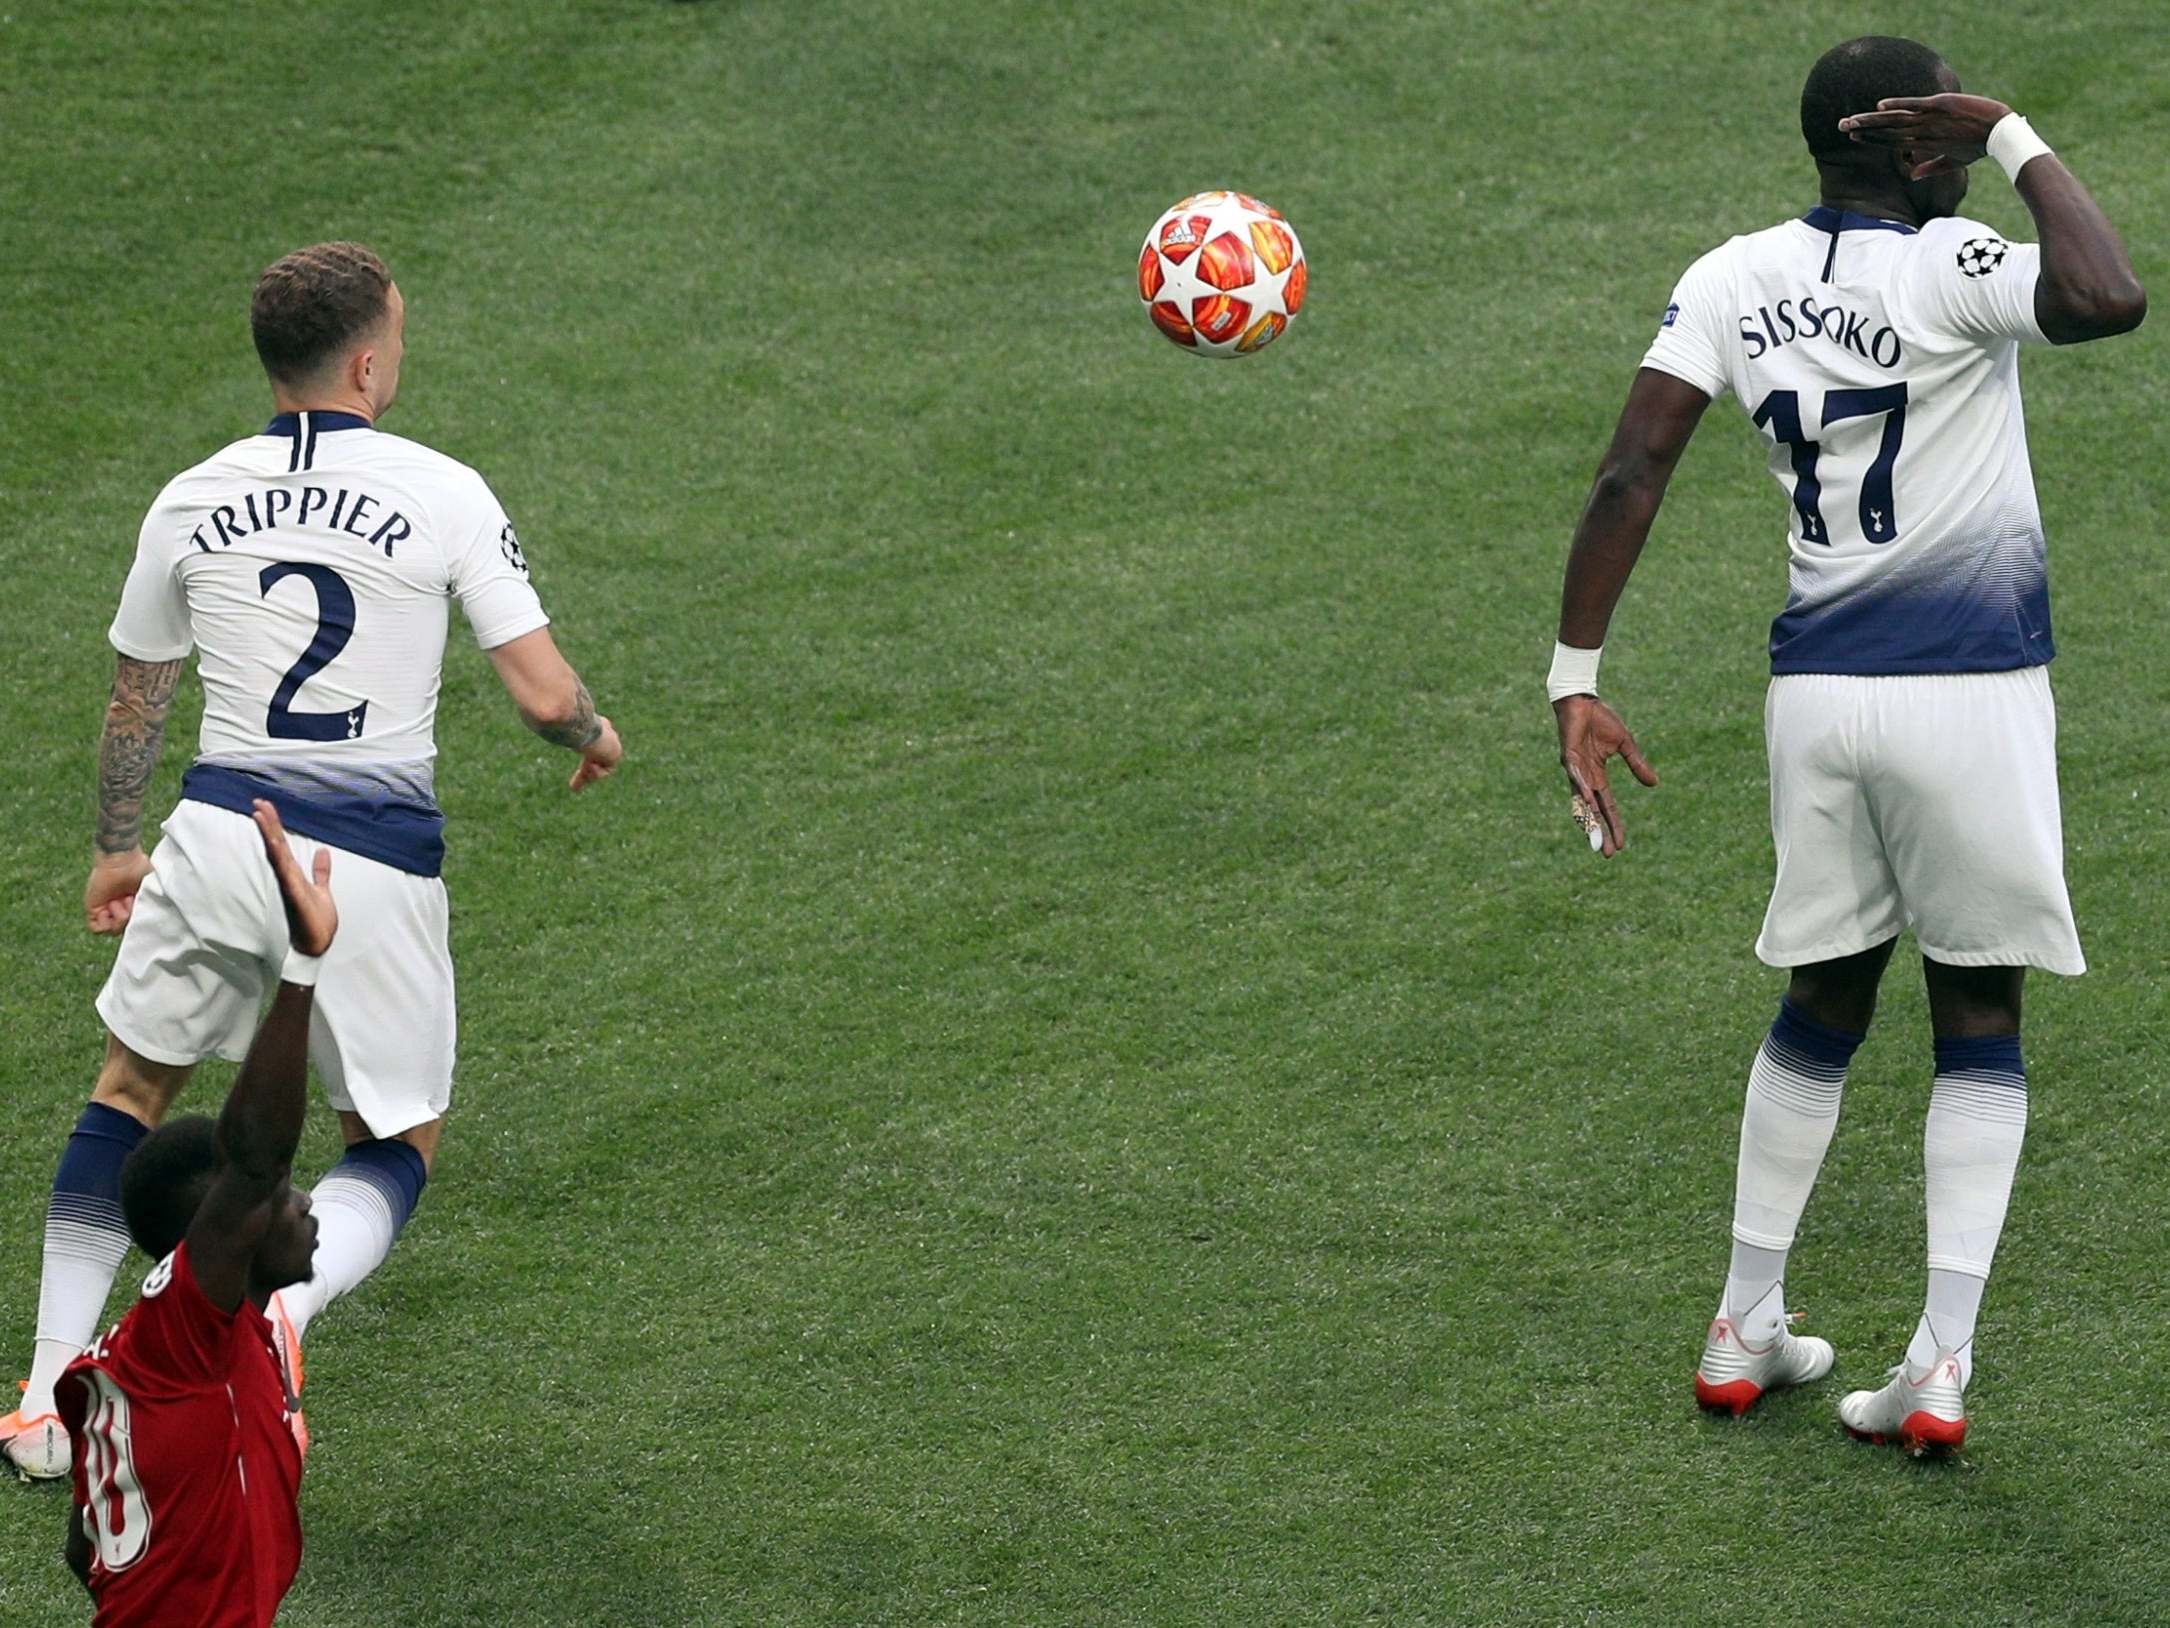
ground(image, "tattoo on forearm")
xmin=533 ymin=677 xmax=602 ymax=751
xmin=95 ymin=657 xmax=182 ymax=855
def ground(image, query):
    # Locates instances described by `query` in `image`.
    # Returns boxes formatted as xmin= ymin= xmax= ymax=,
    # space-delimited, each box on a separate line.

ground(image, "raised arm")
xmin=1841 ymin=95 xmax=2145 ymax=343
xmin=2016 ymin=153 xmax=2148 ymax=341
xmin=485 ymin=626 xmax=623 ymax=791
xmin=185 ymin=803 xmax=335 ymax=1314
xmin=1552 ymin=366 xmax=1712 ymax=856
xmin=85 ymin=655 xmax=183 ymax=934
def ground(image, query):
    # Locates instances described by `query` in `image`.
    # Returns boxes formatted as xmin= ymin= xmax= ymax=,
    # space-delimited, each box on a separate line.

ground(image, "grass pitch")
xmin=4 ymin=2 xmax=2169 ymax=1623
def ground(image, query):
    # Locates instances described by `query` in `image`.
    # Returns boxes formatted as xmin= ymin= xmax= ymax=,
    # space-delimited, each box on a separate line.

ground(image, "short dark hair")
xmin=119 ymin=1116 xmax=219 ymax=1261
xmin=1800 ymin=36 xmax=1948 ymax=161
xmin=250 ymin=241 xmax=392 ymax=386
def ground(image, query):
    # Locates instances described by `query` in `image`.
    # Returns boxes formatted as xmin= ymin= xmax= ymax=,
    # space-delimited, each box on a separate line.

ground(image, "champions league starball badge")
xmin=1957 ymin=237 xmax=2010 ymax=279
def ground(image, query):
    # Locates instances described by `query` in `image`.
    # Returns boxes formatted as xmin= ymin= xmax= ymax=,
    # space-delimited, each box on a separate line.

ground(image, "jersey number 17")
xmin=1752 ymin=383 xmax=1908 ymax=547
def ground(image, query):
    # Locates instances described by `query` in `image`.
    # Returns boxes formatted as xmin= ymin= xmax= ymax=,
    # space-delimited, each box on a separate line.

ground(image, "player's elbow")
xmin=2102 ymin=278 xmax=2148 ymax=334
xmin=1589 ymin=457 xmax=1666 ymax=515
xmin=2045 ymin=276 xmax=2147 ymax=341
xmin=104 ymin=692 xmax=169 ymax=730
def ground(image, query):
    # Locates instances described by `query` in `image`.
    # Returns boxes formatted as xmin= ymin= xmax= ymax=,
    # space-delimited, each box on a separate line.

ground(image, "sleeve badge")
xmin=1957 ymin=237 xmax=2009 ymax=279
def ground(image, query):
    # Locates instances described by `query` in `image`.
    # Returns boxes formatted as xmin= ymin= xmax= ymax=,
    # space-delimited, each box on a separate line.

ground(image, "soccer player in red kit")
xmin=57 ymin=800 xmax=334 ymax=1626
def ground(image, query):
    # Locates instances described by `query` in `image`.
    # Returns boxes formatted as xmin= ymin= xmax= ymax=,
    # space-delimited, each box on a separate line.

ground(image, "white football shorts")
xmin=96 ymin=799 xmax=456 ymax=1135
xmin=1756 ymin=666 xmax=2084 ymax=975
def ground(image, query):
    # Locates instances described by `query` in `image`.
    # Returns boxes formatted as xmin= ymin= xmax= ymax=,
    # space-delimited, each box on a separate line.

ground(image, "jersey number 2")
xmin=1751 ymin=384 xmax=1908 ymax=546
xmin=260 ymin=563 xmax=370 ymax=740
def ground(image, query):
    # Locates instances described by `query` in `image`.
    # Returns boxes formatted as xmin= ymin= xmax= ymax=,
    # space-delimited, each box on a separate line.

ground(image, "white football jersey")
xmin=1643 ymin=208 xmax=2050 ymax=675
xmin=109 ymin=412 xmax=548 ymax=873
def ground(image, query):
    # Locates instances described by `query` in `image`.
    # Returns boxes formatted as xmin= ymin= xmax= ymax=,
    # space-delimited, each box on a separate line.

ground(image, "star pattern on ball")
xmin=1137 ymin=192 xmax=1306 ymax=357
xmin=1957 ymin=237 xmax=2010 ymax=279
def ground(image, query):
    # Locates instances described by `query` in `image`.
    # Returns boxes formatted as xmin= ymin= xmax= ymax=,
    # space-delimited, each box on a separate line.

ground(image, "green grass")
xmin=5 ymin=1 xmax=2169 ymax=1622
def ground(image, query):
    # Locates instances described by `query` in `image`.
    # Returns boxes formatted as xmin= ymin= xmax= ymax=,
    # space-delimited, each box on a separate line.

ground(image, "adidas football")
xmin=1137 ymin=191 xmax=1307 ymax=356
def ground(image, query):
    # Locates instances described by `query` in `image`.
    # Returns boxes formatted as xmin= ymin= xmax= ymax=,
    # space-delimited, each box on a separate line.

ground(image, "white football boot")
xmin=1840 ymin=1350 xmax=1967 ymax=1453
xmin=2 ymin=1388 xmax=70 ymax=1483
xmin=1694 ymin=1307 xmax=1835 ymax=1416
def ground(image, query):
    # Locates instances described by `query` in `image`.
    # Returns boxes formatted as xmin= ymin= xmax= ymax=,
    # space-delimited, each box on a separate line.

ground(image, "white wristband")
xmin=1547 ymin=641 xmax=1603 ymax=702
xmin=1987 ymin=113 xmax=2053 ymax=182
xmin=280 ymin=949 xmax=324 ymax=988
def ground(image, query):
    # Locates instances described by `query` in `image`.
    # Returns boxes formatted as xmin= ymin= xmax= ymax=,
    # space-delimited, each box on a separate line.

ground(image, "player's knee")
xmin=90 ymin=1034 xmax=191 ymax=1127
xmin=1785 ymin=944 xmax=1894 ymax=1035
xmin=1923 ymin=960 xmax=2024 ymax=1037
xmin=341 ymin=1110 xmax=442 ymax=1175
xmin=397 ymin=1118 xmax=443 ymax=1175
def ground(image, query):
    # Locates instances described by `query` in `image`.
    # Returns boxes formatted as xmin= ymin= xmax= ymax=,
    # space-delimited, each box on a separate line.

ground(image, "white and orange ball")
xmin=1137 ymin=191 xmax=1307 ymax=357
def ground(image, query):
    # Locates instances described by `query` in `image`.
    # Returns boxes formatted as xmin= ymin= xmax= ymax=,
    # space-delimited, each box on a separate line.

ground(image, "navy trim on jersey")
xmin=1803 ymin=207 xmax=1916 ymax=284
xmin=180 ymin=763 xmax=446 ymax=878
xmin=1769 ymin=574 xmax=2055 ymax=676
xmin=1799 ymin=207 xmax=1918 ymax=237
xmin=267 ymin=410 xmax=371 ymax=473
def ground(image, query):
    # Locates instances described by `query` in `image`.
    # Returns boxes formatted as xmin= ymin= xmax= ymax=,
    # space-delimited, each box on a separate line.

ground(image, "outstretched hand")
xmin=1841 ymin=93 xmax=2014 ymax=180
xmin=1555 ymin=695 xmax=1657 ymax=859
xmin=250 ymin=801 xmax=337 ymax=957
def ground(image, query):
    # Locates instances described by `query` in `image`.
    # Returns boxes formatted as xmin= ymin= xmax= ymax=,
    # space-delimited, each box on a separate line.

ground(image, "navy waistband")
xmin=181 ymin=763 xmax=445 ymax=878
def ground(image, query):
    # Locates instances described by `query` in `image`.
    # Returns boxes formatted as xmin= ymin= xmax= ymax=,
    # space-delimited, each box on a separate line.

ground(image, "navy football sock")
xmin=23 ymin=1103 xmax=149 ymax=1415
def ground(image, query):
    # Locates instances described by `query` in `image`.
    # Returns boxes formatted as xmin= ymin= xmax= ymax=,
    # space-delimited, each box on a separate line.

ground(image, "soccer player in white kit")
xmin=1546 ymin=39 xmax=2144 ymax=1451
xmin=3 ymin=242 xmax=623 ymax=1480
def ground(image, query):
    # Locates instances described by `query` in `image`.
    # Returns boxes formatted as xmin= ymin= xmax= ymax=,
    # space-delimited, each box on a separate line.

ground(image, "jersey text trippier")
xmin=1643 ymin=209 xmax=2049 ymax=675
xmin=108 ymin=412 xmax=548 ymax=874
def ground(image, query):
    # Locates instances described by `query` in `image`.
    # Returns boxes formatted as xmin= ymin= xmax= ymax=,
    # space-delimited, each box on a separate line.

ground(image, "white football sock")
xmin=21 ymin=1104 xmax=149 ymax=1418
xmin=1721 ymin=1242 xmax=1791 ymax=1341
xmin=1723 ymin=1001 xmax=1862 ymax=1338
xmin=279 ymin=1140 xmax=428 ymax=1340
xmin=1916 ymin=1034 xmax=2028 ymax=1389
xmin=1907 ymin=1271 xmax=1988 ymax=1387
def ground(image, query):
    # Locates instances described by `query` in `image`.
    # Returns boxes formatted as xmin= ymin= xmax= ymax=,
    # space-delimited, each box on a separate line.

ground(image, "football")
xmin=1136 ymin=191 xmax=1307 ymax=356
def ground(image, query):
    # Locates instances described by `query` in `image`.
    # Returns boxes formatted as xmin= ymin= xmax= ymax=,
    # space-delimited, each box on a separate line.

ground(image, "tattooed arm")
xmin=86 ymin=655 xmax=183 ymax=934
xmin=484 ymin=626 xmax=622 ymax=792
xmin=534 ymin=674 xmax=603 ymax=750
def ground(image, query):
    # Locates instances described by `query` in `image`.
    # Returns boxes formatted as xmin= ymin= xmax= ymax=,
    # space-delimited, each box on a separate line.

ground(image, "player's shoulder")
xmin=1917 ymin=213 xmax=2019 ymax=245
xmin=351 ymin=430 xmax=505 ymax=531
xmin=1909 ymin=214 xmax=2028 ymax=266
xmin=61 ymin=1254 xmax=199 ymax=1386
xmin=1882 ymin=216 xmax=2031 ymax=308
xmin=149 ymin=433 xmax=276 ymax=511
xmin=1673 ymin=222 xmax=1800 ymax=289
xmin=1677 ymin=230 xmax=1754 ymax=275
xmin=358 ymin=428 xmax=493 ymax=490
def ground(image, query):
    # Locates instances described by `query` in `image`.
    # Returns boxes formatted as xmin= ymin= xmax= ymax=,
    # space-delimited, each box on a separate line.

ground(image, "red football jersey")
xmin=57 ymin=1242 xmax=304 ymax=1628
